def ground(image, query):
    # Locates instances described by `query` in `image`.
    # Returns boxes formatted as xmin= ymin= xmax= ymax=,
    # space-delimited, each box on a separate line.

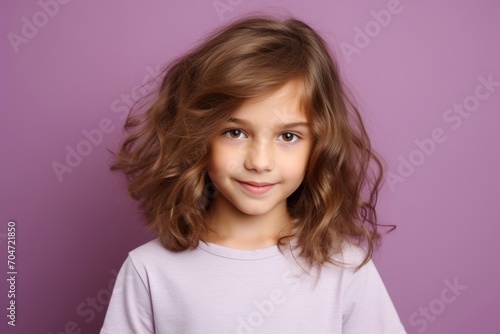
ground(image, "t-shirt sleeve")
xmin=342 ymin=259 xmax=407 ymax=334
xmin=100 ymin=255 xmax=155 ymax=334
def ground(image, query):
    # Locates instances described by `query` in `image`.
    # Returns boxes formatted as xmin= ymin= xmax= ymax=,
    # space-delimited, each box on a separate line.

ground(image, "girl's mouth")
xmin=236 ymin=181 xmax=275 ymax=195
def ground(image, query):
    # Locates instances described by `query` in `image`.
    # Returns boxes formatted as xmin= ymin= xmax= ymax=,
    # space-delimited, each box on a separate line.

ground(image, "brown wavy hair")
xmin=110 ymin=15 xmax=394 ymax=270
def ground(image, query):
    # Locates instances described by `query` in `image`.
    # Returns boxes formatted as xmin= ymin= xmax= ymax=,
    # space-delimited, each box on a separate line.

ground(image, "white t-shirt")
xmin=100 ymin=238 xmax=406 ymax=334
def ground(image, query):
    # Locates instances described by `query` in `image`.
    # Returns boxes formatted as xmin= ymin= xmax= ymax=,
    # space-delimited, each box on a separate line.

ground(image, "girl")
xmin=101 ymin=15 xmax=406 ymax=334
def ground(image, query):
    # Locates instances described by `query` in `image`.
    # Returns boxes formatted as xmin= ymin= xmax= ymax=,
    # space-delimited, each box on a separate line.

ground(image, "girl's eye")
xmin=278 ymin=132 xmax=299 ymax=143
xmin=224 ymin=129 xmax=246 ymax=139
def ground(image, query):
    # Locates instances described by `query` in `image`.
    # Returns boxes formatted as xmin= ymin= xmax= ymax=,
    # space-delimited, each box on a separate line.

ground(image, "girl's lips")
xmin=237 ymin=181 xmax=275 ymax=195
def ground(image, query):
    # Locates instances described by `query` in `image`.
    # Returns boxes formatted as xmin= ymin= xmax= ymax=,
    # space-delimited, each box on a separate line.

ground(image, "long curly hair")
xmin=110 ymin=15 xmax=393 ymax=270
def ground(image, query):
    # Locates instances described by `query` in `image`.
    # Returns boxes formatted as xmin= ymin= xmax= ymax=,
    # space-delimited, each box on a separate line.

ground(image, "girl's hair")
xmin=110 ymin=15 xmax=393 ymax=270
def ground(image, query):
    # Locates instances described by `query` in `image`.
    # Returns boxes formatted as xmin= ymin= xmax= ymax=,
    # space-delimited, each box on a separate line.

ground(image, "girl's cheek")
xmin=224 ymin=159 xmax=241 ymax=174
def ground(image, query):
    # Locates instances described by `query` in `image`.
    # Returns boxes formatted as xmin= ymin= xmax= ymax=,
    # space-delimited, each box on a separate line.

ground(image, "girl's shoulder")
xmin=329 ymin=240 xmax=370 ymax=269
xmin=121 ymin=238 xmax=207 ymax=282
xmin=125 ymin=238 xmax=185 ymax=270
xmin=129 ymin=237 xmax=166 ymax=257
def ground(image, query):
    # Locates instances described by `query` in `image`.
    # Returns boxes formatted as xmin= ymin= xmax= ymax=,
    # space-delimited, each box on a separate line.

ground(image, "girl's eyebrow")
xmin=227 ymin=117 xmax=309 ymax=129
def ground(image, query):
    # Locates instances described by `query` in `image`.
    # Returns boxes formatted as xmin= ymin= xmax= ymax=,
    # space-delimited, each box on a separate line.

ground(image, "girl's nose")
xmin=244 ymin=140 xmax=275 ymax=173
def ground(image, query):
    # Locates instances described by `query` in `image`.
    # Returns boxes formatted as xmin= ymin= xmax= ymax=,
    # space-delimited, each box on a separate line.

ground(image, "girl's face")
xmin=208 ymin=80 xmax=312 ymax=220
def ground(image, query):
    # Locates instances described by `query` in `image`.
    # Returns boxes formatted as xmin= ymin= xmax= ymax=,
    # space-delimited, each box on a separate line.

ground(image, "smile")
xmin=236 ymin=181 xmax=275 ymax=195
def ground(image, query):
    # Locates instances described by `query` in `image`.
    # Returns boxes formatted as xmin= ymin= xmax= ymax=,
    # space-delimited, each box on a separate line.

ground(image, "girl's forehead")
xmin=233 ymin=80 xmax=309 ymax=120
xmin=231 ymin=105 xmax=307 ymax=127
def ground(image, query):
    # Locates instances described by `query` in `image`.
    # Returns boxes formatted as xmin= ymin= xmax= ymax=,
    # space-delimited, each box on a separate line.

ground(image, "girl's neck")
xmin=204 ymin=196 xmax=293 ymax=250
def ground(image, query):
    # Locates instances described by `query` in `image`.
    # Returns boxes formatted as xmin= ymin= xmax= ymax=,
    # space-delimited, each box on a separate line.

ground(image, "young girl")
xmin=101 ymin=15 xmax=406 ymax=334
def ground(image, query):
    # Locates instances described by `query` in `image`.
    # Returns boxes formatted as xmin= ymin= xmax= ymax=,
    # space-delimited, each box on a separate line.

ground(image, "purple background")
xmin=1 ymin=0 xmax=499 ymax=333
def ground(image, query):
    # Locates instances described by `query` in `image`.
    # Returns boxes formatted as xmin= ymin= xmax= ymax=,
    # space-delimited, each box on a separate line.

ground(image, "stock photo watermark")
xmin=387 ymin=73 xmax=499 ymax=192
xmin=7 ymin=0 xmax=72 ymax=54
xmin=6 ymin=221 xmax=17 ymax=327
xmin=51 ymin=64 xmax=162 ymax=183
xmin=48 ymin=269 xmax=118 ymax=334
xmin=408 ymin=277 xmax=467 ymax=333
xmin=224 ymin=268 xmax=303 ymax=334
xmin=340 ymin=0 xmax=406 ymax=63
xmin=213 ymin=0 xmax=245 ymax=21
